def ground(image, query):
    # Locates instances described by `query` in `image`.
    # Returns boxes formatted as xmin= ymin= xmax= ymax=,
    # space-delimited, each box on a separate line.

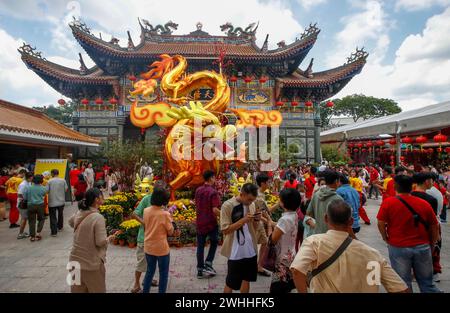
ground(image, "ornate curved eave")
xmin=20 ymin=52 xmax=118 ymax=98
xmin=70 ymin=22 xmax=319 ymax=75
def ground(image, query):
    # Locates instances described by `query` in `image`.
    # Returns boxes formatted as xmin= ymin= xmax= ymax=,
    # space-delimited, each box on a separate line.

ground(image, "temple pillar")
xmin=117 ymin=116 xmax=125 ymax=142
xmin=314 ymin=102 xmax=322 ymax=163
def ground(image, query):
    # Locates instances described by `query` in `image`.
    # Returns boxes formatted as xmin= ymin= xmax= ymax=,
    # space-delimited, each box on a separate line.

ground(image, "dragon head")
xmin=166 ymin=21 xmax=179 ymax=30
xmin=140 ymin=54 xmax=174 ymax=80
xmin=220 ymin=22 xmax=233 ymax=32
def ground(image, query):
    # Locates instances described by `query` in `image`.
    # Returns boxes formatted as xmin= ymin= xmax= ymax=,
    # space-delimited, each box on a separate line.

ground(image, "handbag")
xmin=19 ymin=199 xmax=27 ymax=210
xmin=261 ymin=234 xmax=277 ymax=272
xmin=306 ymin=235 xmax=353 ymax=287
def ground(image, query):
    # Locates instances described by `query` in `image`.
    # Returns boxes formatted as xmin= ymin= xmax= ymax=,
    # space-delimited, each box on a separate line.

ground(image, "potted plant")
xmin=119 ymin=219 xmax=140 ymax=248
xmin=115 ymin=231 xmax=127 ymax=246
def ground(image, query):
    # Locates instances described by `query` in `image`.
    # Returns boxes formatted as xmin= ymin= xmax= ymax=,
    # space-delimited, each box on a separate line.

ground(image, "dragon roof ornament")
xmin=220 ymin=22 xmax=259 ymax=38
xmin=345 ymin=47 xmax=369 ymax=64
xmin=300 ymin=23 xmax=320 ymax=40
xmin=18 ymin=43 xmax=47 ymax=60
xmin=69 ymin=16 xmax=91 ymax=34
xmin=139 ymin=19 xmax=179 ymax=35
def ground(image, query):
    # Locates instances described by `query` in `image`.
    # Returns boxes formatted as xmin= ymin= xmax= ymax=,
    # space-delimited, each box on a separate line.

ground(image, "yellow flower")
xmin=119 ymin=219 xmax=141 ymax=230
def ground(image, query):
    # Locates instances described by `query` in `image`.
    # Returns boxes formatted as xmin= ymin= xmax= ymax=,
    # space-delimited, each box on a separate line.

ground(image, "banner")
xmin=34 ymin=159 xmax=71 ymax=202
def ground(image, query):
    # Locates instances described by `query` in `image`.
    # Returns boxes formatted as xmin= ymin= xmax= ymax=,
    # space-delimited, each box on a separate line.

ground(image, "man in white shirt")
xmin=220 ymin=183 xmax=264 ymax=293
xmin=47 ymin=169 xmax=68 ymax=237
xmin=291 ymin=199 xmax=408 ymax=293
xmin=17 ymin=172 xmax=33 ymax=239
xmin=83 ymin=163 xmax=95 ymax=189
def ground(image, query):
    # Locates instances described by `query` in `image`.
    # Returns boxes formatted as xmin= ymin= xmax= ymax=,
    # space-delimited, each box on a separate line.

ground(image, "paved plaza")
xmin=0 ymin=199 xmax=449 ymax=293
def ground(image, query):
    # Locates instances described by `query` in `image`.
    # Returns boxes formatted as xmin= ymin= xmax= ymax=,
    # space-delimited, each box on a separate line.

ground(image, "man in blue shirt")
xmin=336 ymin=173 xmax=361 ymax=234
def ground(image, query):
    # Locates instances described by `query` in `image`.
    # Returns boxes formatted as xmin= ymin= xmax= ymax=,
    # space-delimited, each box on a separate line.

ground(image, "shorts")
xmin=19 ymin=208 xmax=28 ymax=219
xmin=226 ymin=256 xmax=257 ymax=290
xmin=136 ymin=243 xmax=147 ymax=273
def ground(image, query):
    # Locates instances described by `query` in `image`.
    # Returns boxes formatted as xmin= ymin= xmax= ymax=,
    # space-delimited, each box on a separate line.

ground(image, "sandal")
xmin=258 ymin=269 xmax=271 ymax=277
xmin=130 ymin=286 xmax=142 ymax=293
xmin=30 ymin=237 xmax=35 ymax=242
xmin=36 ymin=235 xmax=42 ymax=241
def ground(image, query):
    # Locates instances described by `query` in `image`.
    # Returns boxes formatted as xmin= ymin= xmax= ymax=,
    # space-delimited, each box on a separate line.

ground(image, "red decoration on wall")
xmin=95 ymin=98 xmax=104 ymax=105
xmin=109 ymin=97 xmax=118 ymax=105
xmin=305 ymin=101 xmax=313 ymax=107
xmin=326 ymin=101 xmax=334 ymax=108
xmin=376 ymin=140 xmax=385 ymax=147
xmin=276 ymin=101 xmax=284 ymax=106
xmin=366 ymin=142 xmax=373 ymax=148
xmin=415 ymin=135 xmax=428 ymax=144
xmin=433 ymin=133 xmax=448 ymax=143
xmin=229 ymin=75 xmax=238 ymax=82
xmin=57 ymin=98 xmax=66 ymax=106
xmin=291 ymin=101 xmax=299 ymax=107
xmin=243 ymin=76 xmax=253 ymax=83
xmin=402 ymin=136 xmax=413 ymax=144
xmin=259 ymin=76 xmax=268 ymax=83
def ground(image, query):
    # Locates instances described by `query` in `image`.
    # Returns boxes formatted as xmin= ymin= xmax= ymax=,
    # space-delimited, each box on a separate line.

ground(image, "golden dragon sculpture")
xmin=130 ymin=54 xmax=282 ymax=190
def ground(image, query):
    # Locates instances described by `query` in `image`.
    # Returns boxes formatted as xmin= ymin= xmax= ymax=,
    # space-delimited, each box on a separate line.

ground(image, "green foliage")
xmin=321 ymin=145 xmax=350 ymax=164
xmin=321 ymin=94 xmax=402 ymax=126
xmin=95 ymin=140 xmax=163 ymax=190
xmin=33 ymin=101 xmax=76 ymax=125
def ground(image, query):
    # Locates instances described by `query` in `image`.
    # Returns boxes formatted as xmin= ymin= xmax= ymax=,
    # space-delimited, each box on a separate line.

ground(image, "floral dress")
xmin=272 ymin=211 xmax=298 ymax=284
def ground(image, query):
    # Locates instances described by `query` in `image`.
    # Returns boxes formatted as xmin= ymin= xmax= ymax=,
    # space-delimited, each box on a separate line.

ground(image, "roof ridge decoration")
xmin=220 ymin=22 xmax=259 ymax=39
xmin=140 ymin=19 xmax=179 ymax=35
xmin=69 ymin=16 xmax=91 ymax=34
xmin=300 ymin=23 xmax=320 ymax=40
xmin=18 ymin=43 xmax=47 ymax=60
xmin=345 ymin=47 xmax=369 ymax=64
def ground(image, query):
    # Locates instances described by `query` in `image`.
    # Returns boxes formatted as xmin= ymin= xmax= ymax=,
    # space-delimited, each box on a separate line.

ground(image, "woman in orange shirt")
xmin=5 ymin=170 xmax=24 ymax=228
xmin=142 ymin=187 xmax=178 ymax=293
xmin=349 ymin=169 xmax=371 ymax=225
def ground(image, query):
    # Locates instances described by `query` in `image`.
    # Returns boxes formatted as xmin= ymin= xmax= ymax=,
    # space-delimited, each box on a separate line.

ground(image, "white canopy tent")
xmin=320 ymin=101 xmax=450 ymax=143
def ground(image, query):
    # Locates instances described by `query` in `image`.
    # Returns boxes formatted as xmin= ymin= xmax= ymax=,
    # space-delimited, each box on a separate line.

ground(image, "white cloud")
xmin=0 ymin=28 xmax=74 ymax=107
xmin=297 ymin=0 xmax=328 ymax=10
xmin=333 ymin=6 xmax=450 ymax=111
xmin=395 ymin=0 xmax=450 ymax=11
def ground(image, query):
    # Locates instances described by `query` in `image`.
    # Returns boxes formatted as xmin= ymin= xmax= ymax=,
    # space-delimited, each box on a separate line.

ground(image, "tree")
xmin=33 ymin=100 xmax=76 ymax=125
xmin=320 ymin=94 xmax=402 ymax=126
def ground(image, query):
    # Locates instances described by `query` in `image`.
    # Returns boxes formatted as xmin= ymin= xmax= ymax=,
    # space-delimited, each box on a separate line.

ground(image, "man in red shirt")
xmin=368 ymin=164 xmax=380 ymax=200
xmin=194 ymin=170 xmax=221 ymax=279
xmin=377 ymin=175 xmax=441 ymax=293
xmin=304 ymin=166 xmax=317 ymax=204
xmin=69 ymin=166 xmax=81 ymax=187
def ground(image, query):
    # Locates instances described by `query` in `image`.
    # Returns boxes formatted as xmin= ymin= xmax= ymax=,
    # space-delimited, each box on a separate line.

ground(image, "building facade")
xmin=20 ymin=19 xmax=367 ymax=163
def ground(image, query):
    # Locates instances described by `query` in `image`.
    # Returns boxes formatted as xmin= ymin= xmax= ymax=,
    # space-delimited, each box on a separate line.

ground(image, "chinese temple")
xmin=19 ymin=18 xmax=368 ymax=162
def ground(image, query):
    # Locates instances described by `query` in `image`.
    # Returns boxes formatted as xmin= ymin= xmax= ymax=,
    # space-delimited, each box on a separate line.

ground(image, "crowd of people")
xmin=2 ymin=160 xmax=448 ymax=294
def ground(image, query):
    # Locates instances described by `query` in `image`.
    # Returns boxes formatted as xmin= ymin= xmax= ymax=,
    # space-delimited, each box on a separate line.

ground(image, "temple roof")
xmin=277 ymin=49 xmax=368 ymax=88
xmin=19 ymin=44 xmax=119 ymax=98
xmin=0 ymin=99 xmax=99 ymax=146
xmin=69 ymin=19 xmax=320 ymax=75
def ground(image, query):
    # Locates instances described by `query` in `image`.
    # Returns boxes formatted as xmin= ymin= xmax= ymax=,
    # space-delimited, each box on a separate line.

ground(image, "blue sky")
xmin=0 ymin=0 xmax=449 ymax=111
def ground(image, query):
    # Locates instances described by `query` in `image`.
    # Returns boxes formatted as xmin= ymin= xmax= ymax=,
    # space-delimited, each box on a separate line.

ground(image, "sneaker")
xmin=17 ymin=233 xmax=27 ymax=239
xmin=197 ymin=269 xmax=212 ymax=279
xmin=51 ymin=234 xmax=57 ymax=237
xmin=9 ymin=223 xmax=20 ymax=228
xmin=433 ymin=273 xmax=441 ymax=282
xmin=204 ymin=263 xmax=217 ymax=276
xmin=23 ymin=232 xmax=30 ymax=238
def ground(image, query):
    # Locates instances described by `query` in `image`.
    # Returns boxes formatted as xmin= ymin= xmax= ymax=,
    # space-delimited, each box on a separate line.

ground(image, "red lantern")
xmin=128 ymin=75 xmax=137 ymax=82
xmin=415 ymin=135 xmax=428 ymax=144
xmin=366 ymin=142 xmax=373 ymax=148
xmin=375 ymin=148 xmax=380 ymax=152
xmin=275 ymin=101 xmax=284 ymax=107
xmin=376 ymin=140 xmax=385 ymax=147
xmin=291 ymin=101 xmax=299 ymax=107
xmin=357 ymin=143 xmax=363 ymax=148
xmin=81 ymin=98 xmax=89 ymax=105
xmin=353 ymin=148 xmax=359 ymax=153
xmin=326 ymin=101 xmax=334 ymax=108
xmin=390 ymin=155 xmax=395 ymax=160
xmin=402 ymin=136 xmax=413 ymax=144
xmin=305 ymin=101 xmax=313 ymax=107
xmin=348 ymin=143 xmax=355 ymax=149
xmin=437 ymin=147 xmax=443 ymax=153
xmin=433 ymin=133 xmax=448 ymax=143
xmin=109 ymin=97 xmax=118 ymax=105
xmin=400 ymin=156 xmax=405 ymax=161
xmin=362 ymin=148 xmax=367 ymax=153
xmin=426 ymin=148 xmax=434 ymax=154
xmin=95 ymin=98 xmax=104 ymax=105
xmin=445 ymin=147 xmax=450 ymax=154
xmin=244 ymin=76 xmax=252 ymax=83
xmin=58 ymin=98 xmax=66 ymax=106
xmin=229 ymin=75 xmax=238 ymax=82
xmin=390 ymin=161 xmax=395 ymax=166
xmin=388 ymin=138 xmax=396 ymax=145
xmin=259 ymin=76 xmax=268 ymax=83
